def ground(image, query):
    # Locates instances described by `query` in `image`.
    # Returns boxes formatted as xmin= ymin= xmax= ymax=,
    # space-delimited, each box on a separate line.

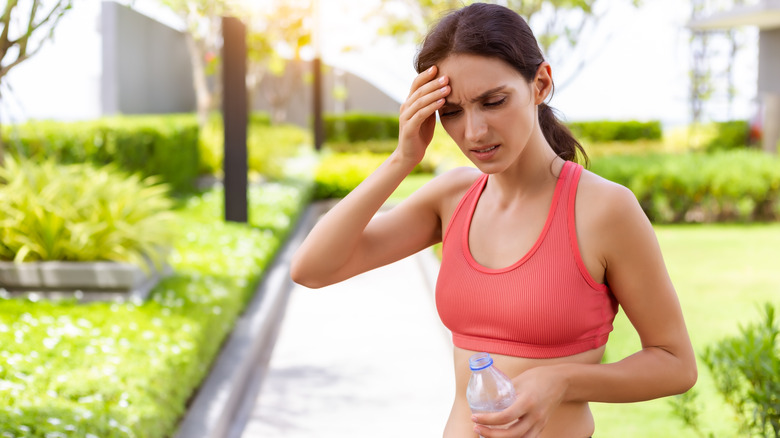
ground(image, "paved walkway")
xmin=239 ymin=247 xmax=455 ymax=437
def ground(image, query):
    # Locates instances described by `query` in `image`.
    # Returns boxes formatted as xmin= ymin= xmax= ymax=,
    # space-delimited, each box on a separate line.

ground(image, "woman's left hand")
xmin=472 ymin=365 xmax=567 ymax=438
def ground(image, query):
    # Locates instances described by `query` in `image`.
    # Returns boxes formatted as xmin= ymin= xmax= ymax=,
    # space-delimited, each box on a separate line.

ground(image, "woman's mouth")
xmin=470 ymin=144 xmax=500 ymax=160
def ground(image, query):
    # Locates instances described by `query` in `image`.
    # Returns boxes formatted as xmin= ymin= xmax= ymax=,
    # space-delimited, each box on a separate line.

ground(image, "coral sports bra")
xmin=435 ymin=161 xmax=619 ymax=359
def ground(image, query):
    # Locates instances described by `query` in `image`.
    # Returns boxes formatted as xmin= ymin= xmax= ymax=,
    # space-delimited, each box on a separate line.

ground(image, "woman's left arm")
xmin=555 ymin=181 xmax=698 ymax=403
xmin=474 ymin=181 xmax=697 ymax=437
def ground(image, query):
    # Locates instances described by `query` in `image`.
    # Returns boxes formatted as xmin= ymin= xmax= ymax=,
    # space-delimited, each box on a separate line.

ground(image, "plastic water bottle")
xmin=467 ymin=352 xmax=516 ymax=434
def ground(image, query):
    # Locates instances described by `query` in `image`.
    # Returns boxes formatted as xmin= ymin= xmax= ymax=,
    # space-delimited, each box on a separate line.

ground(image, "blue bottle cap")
xmin=469 ymin=352 xmax=493 ymax=371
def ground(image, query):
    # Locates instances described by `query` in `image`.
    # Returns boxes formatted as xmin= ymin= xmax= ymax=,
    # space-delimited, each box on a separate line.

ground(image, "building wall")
xmin=758 ymin=28 xmax=780 ymax=94
xmin=101 ymin=2 xmax=400 ymax=124
xmin=251 ymin=62 xmax=401 ymax=128
xmin=101 ymin=2 xmax=197 ymax=115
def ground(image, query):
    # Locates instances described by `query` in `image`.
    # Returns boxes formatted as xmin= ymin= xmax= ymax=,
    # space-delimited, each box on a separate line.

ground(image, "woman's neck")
xmin=487 ymin=131 xmax=563 ymax=206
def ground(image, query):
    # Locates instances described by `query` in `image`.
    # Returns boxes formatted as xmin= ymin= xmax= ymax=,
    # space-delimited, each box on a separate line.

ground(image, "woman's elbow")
xmin=674 ymin=357 xmax=699 ymax=395
xmin=290 ymin=258 xmax=317 ymax=288
xmin=682 ymin=361 xmax=698 ymax=393
xmin=289 ymin=255 xmax=330 ymax=289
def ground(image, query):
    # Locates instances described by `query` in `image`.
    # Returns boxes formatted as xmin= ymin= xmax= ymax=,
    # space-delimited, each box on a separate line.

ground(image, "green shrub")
xmin=0 ymin=158 xmax=174 ymax=268
xmin=567 ymin=120 xmax=663 ymax=142
xmin=324 ymin=139 xmax=398 ymax=154
xmin=0 ymin=180 xmax=311 ymax=438
xmin=323 ymin=112 xmax=399 ymax=143
xmin=3 ymin=115 xmax=200 ymax=194
xmin=313 ymin=152 xmax=388 ymax=199
xmin=590 ymin=150 xmax=780 ymax=223
xmin=198 ymin=116 xmax=310 ymax=179
xmin=705 ymin=120 xmax=750 ymax=152
xmin=672 ymin=303 xmax=780 ymax=438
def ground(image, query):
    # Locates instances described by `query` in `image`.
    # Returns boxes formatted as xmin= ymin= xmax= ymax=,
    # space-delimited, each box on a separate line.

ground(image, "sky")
xmin=0 ymin=0 xmax=760 ymax=127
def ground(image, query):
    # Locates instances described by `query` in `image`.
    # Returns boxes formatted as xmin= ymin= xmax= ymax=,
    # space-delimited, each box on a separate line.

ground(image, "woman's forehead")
xmin=439 ymin=55 xmax=522 ymax=82
xmin=438 ymin=55 xmax=526 ymax=102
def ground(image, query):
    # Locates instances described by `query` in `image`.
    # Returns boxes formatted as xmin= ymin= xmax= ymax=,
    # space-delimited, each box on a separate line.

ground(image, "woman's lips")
xmin=470 ymin=144 xmax=500 ymax=160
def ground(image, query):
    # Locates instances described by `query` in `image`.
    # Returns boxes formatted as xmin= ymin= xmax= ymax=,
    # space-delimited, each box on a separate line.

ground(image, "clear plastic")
xmin=466 ymin=352 xmax=517 ymax=434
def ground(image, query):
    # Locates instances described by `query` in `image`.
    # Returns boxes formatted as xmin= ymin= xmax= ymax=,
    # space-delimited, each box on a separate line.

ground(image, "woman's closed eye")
xmin=439 ymin=97 xmax=507 ymax=118
xmin=439 ymin=107 xmax=461 ymax=118
xmin=484 ymin=97 xmax=507 ymax=108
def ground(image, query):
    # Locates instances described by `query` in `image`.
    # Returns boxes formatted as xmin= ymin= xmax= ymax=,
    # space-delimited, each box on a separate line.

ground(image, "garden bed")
xmin=0 ymin=180 xmax=312 ymax=438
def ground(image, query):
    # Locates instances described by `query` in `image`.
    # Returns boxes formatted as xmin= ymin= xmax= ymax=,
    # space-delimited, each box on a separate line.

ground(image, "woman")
xmin=291 ymin=3 xmax=697 ymax=437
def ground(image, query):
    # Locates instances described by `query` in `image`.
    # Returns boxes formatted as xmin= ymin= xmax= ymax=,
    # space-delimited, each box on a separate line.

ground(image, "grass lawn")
xmin=593 ymin=223 xmax=780 ymax=437
xmin=389 ymin=174 xmax=780 ymax=436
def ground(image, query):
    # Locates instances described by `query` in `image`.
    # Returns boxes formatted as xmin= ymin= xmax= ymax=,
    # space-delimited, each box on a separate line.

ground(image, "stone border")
xmin=0 ymin=260 xmax=169 ymax=302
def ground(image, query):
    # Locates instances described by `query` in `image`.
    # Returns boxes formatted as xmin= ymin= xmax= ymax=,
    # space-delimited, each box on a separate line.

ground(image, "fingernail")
xmin=428 ymin=66 xmax=435 ymax=74
xmin=438 ymin=76 xmax=446 ymax=85
xmin=440 ymin=86 xmax=448 ymax=94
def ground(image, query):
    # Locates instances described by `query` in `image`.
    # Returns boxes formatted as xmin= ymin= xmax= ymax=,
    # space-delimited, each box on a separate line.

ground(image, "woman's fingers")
xmin=402 ymin=85 xmax=448 ymax=125
xmin=402 ymin=68 xmax=449 ymax=116
xmin=407 ymin=65 xmax=438 ymax=97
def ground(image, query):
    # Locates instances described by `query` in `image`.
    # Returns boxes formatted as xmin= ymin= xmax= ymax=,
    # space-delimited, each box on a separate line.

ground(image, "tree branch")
xmin=0 ymin=0 xmax=20 ymax=63
xmin=0 ymin=1 xmax=72 ymax=83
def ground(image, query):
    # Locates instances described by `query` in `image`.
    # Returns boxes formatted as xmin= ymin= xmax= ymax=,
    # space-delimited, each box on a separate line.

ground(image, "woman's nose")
xmin=464 ymin=111 xmax=487 ymax=143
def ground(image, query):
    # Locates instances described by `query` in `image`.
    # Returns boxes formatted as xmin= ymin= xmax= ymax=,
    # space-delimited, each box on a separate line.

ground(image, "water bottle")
xmin=467 ymin=352 xmax=516 ymax=434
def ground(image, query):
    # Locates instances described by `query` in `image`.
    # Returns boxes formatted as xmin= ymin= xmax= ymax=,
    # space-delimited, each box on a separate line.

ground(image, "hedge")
xmin=590 ymin=150 xmax=780 ymax=223
xmin=2 ymin=115 xmax=199 ymax=194
xmin=313 ymin=149 xmax=780 ymax=224
xmin=320 ymin=118 xmax=664 ymax=155
xmin=323 ymin=112 xmax=399 ymax=143
xmin=567 ymin=120 xmax=663 ymax=142
xmin=704 ymin=120 xmax=750 ymax=152
xmin=198 ymin=115 xmax=309 ymax=179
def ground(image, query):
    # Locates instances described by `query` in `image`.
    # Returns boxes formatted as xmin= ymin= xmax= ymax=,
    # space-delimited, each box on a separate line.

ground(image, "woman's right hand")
xmin=396 ymin=65 xmax=450 ymax=167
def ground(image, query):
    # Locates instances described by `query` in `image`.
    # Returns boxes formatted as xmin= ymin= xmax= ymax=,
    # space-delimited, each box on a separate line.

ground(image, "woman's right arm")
xmin=290 ymin=66 xmax=451 ymax=288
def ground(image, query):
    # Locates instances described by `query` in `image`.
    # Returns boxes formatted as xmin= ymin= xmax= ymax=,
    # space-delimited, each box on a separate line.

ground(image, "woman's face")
xmin=436 ymin=54 xmax=548 ymax=173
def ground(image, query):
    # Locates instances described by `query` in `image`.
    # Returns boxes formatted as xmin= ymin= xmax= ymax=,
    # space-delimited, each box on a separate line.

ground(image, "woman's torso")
xmin=433 ymin=162 xmax=613 ymax=437
xmin=444 ymin=346 xmax=603 ymax=438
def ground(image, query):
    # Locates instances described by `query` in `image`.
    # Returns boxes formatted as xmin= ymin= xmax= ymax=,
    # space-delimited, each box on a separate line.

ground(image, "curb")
xmin=175 ymin=201 xmax=327 ymax=438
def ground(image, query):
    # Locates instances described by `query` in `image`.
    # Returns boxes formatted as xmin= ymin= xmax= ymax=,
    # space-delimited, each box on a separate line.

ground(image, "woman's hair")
xmin=414 ymin=3 xmax=588 ymax=165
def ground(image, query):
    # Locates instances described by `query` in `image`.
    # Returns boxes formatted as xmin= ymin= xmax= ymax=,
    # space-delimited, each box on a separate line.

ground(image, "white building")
xmin=689 ymin=1 xmax=780 ymax=153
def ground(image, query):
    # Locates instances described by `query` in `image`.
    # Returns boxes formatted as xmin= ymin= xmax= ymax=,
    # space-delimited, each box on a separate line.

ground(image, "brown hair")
xmin=414 ymin=3 xmax=588 ymax=165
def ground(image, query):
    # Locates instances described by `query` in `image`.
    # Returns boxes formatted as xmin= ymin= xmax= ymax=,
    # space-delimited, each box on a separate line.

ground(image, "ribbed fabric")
xmin=435 ymin=161 xmax=618 ymax=359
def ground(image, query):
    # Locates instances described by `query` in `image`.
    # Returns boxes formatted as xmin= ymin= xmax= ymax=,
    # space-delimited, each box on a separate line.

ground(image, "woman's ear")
xmin=533 ymin=62 xmax=553 ymax=105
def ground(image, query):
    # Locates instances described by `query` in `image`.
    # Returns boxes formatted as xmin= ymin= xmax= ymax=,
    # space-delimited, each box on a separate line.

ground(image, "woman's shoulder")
xmin=407 ymin=166 xmax=483 ymax=217
xmin=419 ymin=166 xmax=482 ymax=198
xmin=576 ymin=166 xmax=656 ymax=250
xmin=578 ymin=167 xmax=639 ymax=210
xmin=576 ymin=167 xmax=648 ymax=229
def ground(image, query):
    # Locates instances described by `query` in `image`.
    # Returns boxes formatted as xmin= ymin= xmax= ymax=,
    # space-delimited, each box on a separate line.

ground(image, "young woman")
xmin=291 ymin=3 xmax=697 ymax=437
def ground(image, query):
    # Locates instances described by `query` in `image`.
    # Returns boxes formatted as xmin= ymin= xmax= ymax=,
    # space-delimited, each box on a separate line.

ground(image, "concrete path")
xmin=239 ymin=247 xmax=455 ymax=437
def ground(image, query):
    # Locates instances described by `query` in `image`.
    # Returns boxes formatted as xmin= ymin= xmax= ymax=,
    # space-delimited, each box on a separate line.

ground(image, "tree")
xmin=156 ymin=0 xmax=244 ymax=128
xmin=154 ymin=0 xmax=312 ymax=126
xmin=0 ymin=0 xmax=73 ymax=164
xmin=248 ymin=0 xmax=312 ymax=125
xmin=369 ymin=0 xmax=642 ymax=89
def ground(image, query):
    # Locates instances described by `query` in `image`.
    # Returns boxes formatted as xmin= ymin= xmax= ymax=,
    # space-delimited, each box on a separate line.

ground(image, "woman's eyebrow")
xmin=471 ymin=85 xmax=507 ymax=102
xmin=445 ymin=85 xmax=508 ymax=106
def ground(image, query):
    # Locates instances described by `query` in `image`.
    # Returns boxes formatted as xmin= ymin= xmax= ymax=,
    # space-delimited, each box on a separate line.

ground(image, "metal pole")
xmin=312 ymin=0 xmax=324 ymax=150
xmin=222 ymin=16 xmax=248 ymax=223
xmin=313 ymin=57 xmax=324 ymax=150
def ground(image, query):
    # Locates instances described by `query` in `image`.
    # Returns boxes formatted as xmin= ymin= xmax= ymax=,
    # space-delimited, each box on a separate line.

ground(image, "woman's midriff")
xmin=443 ymin=345 xmax=606 ymax=438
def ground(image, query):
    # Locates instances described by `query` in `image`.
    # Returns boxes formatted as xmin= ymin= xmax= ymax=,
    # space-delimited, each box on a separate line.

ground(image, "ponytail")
xmin=538 ymin=103 xmax=589 ymax=167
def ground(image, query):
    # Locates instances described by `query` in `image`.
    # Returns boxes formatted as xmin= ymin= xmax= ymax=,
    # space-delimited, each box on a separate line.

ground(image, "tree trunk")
xmin=184 ymin=32 xmax=211 ymax=128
